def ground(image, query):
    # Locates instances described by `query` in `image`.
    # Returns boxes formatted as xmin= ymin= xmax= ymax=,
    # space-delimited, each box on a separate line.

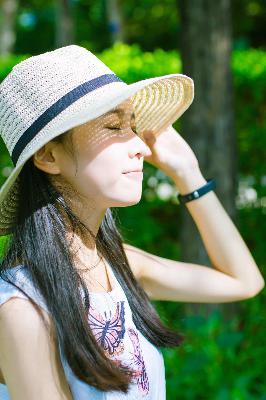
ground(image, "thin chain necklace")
xmin=77 ymin=256 xmax=117 ymax=305
xmin=76 ymin=254 xmax=103 ymax=273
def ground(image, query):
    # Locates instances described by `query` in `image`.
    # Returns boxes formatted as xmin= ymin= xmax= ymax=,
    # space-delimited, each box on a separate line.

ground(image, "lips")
xmin=123 ymin=171 xmax=143 ymax=180
xmin=123 ymin=169 xmax=143 ymax=173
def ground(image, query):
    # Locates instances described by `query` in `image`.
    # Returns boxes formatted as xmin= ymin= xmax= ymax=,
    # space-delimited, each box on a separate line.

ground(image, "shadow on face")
xmin=69 ymin=98 xmax=139 ymax=158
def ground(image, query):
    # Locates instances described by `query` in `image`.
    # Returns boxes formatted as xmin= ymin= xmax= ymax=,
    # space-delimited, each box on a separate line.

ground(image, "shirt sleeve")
xmin=0 ymin=266 xmax=49 ymax=314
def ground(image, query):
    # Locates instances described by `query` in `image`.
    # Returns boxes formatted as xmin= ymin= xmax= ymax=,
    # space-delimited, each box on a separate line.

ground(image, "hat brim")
xmin=0 ymin=73 xmax=194 ymax=235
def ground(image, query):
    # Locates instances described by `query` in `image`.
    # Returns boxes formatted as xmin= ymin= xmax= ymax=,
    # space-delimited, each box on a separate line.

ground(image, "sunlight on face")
xmin=56 ymin=98 xmax=152 ymax=211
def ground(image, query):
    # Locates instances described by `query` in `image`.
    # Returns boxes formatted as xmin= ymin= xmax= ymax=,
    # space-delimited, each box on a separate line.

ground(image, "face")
xmin=34 ymin=98 xmax=152 ymax=214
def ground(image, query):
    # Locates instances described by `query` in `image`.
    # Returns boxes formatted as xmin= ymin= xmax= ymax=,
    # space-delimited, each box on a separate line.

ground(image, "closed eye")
xmin=107 ymin=126 xmax=138 ymax=134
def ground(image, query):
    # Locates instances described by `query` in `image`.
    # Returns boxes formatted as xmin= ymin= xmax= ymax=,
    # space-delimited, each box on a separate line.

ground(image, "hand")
xmin=141 ymin=125 xmax=200 ymax=182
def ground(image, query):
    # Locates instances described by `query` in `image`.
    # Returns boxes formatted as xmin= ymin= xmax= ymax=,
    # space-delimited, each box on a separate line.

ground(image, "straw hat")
xmin=0 ymin=44 xmax=194 ymax=236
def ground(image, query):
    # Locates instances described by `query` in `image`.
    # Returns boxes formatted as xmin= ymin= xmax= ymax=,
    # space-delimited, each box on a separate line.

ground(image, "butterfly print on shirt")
xmin=125 ymin=327 xmax=150 ymax=395
xmin=88 ymin=300 xmax=126 ymax=357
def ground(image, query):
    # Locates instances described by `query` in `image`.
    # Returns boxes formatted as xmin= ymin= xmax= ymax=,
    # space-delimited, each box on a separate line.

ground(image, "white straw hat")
xmin=0 ymin=44 xmax=194 ymax=236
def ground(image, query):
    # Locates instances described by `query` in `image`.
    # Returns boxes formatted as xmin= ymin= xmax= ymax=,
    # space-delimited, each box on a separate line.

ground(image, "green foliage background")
xmin=14 ymin=0 xmax=266 ymax=54
xmin=0 ymin=44 xmax=265 ymax=398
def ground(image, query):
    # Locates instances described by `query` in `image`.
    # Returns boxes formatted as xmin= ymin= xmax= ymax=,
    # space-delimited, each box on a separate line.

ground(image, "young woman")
xmin=0 ymin=45 xmax=264 ymax=400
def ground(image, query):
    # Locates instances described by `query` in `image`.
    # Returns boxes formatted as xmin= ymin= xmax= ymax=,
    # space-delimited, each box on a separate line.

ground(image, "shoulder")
xmin=0 ymin=295 xmax=51 ymax=341
xmin=0 ymin=266 xmax=49 ymax=314
xmin=0 ymin=275 xmax=72 ymax=399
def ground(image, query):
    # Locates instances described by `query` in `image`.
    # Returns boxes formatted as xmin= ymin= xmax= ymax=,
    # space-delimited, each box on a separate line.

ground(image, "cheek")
xmin=72 ymin=147 xmax=123 ymax=195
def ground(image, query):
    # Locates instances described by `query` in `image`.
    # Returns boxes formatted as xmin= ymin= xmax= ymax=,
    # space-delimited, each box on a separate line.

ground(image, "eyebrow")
xmin=107 ymin=109 xmax=136 ymax=121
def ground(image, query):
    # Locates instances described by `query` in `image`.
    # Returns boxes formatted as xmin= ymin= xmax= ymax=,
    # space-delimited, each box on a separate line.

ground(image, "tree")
xmin=55 ymin=0 xmax=75 ymax=47
xmin=178 ymin=0 xmax=239 ymax=318
xmin=0 ymin=0 xmax=18 ymax=55
xmin=105 ymin=0 xmax=126 ymax=45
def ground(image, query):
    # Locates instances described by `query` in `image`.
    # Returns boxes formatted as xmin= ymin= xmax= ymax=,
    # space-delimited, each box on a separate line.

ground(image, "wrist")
xmin=173 ymin=169 xmax=208 ymax=195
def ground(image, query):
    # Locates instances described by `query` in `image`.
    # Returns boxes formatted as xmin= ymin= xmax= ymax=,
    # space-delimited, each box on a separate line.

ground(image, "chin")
xmin=125 ymin=198 xmax=142 ymax=207
xmin=112 ymin=196 xmax=142 ymax=207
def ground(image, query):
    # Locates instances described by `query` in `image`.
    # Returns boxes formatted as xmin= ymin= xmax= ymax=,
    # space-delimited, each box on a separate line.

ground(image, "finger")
xmin=143 ymin=130 xmax=155 ymax=143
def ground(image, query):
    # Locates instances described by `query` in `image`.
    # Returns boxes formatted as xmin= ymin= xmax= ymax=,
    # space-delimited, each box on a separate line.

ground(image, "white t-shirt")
xmin=0 ymin=261 xmax=166 ymax=399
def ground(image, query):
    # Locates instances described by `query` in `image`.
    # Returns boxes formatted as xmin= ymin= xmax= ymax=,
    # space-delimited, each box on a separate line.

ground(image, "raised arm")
xmin=129 ymin=126 xmax=265 ymax=302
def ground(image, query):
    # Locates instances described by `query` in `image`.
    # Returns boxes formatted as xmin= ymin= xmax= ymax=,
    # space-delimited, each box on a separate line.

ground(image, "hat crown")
xmin=0 ymin=45 xmax=115 ymax=154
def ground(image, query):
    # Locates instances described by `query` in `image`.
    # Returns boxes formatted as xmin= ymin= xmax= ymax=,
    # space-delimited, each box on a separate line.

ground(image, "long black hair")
xmin=0 ymin=128 xmax=185 ymax=394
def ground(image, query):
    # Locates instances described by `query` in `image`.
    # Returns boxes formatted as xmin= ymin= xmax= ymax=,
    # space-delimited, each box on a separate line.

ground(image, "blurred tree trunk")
xmin=55 ymin=0 xmax=75 ymax=47
xmin=177 ymin=0 xmax=239 ymax=319
xmin=0 ymin=0 xmax=18 ymax=55
xmin=105 ymin=0 xmax=126 ymax=44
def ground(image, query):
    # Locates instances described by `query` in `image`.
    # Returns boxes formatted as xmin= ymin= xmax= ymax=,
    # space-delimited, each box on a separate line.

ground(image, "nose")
xmin=129 ymin=134 xmax=152 ymax=158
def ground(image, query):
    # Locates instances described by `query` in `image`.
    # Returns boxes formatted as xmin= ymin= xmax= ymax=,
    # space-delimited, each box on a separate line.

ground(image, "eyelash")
xmin=108 ymin=126 xmax=138 ymax=134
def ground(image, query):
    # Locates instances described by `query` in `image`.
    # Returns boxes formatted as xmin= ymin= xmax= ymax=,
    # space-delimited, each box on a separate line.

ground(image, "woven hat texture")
xmin=0 ymin=44 xmax=194 ymax=235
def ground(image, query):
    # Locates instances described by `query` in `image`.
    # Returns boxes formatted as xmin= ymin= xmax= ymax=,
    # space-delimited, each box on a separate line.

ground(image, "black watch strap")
xmin=177 ymin=178 xmax=216 ymax=204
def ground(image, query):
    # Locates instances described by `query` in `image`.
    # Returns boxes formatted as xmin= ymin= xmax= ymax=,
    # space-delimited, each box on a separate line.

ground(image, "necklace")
xmin=76 ymin=254 xmax=103 ymax=273
xmin=77 ymin=256 xmax=117 ymax=305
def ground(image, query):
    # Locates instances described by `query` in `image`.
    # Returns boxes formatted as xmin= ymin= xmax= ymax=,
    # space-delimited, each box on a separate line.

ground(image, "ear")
xmin=32 ymin=142 xmax=61 ymax=175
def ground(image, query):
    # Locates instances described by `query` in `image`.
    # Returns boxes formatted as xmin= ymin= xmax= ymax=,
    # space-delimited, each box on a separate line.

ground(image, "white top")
xmin=0 ymin=261 xmax=166 ymax=399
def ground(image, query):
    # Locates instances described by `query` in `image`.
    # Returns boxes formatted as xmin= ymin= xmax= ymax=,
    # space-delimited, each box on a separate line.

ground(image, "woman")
xmin=0 ymin=45 xmax=264 ymax=400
